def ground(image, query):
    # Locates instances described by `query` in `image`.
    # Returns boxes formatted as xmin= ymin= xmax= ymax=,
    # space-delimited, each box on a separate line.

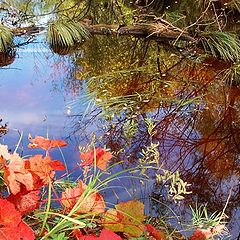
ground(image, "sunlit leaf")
xmin=79 ymin=147 xmax=112 ymax=171
xmin=61 ymin=180 xmax=105 ymax=214
xmin=28 ymin=135 xmax=67 ymax=151
xmin=25 ymin=155 xmax=65 ymax=185
xmin=3 ymin=155 xmax=34 ymax=195
xmin=103 ymin=200 xmax=145 ymax=237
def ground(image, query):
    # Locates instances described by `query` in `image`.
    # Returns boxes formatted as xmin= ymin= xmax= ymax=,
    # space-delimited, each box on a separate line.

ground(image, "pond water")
xmin=1 ymin=35 xmax=240 ymax=239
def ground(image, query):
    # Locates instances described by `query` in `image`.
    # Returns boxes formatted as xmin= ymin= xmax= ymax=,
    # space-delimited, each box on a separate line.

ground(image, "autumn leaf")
xmin=103 ymin=200 xmax=145 ymax=237
xmin=0 ymin=220 xmax=35 ymax=240
xmin=61 ymin=180 xmax=105 ymax=214
xmin=28 ymin=135 xmax=67 ymax=151
xmin=145 ymin=224 xmax=166 ymax=240
xmin=75 ymin=229 xmax=122 ymax=240
xmin=79 ymin=147 xmax=112 ymax=171
xmin=25 ymin=155 xmax=65 ymax=185
xmin=3 ymin=154 xmax=34 ymax=195
xmin=189 ymin=225 xmax=226 ymax=240
xmin=7 ymin=190 xmax=40 ymax=215
xmin=189 ymin=229 xmax=212 ymax=240
xmin=14 ymin=220 xmax=35 ymax=240
xmin=0 ymin=199 xmax=34 ymax=239
xmin=0 ymin=144 xmax=12 ymax=168
xmin=0 ymin=199 xmax=22 ymax=227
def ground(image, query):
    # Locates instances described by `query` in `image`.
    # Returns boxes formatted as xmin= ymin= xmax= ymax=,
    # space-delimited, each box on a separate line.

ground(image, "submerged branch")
xmin=84 ymin=23 xmax=195 ymax=42
xmin=11 ymin=22 xmax=195 ymax=42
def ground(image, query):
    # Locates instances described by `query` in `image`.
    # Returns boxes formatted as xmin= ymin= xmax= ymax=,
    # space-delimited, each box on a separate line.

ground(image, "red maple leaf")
xmin=79 ymin=147 xmax=112 ymax=171
xmin=0 ymin=199 xmax=35 ymax=239
xmin=28 ymin=135 xmax=67 ymax=151
xmin=7 ymin=190 xmax=40 ymax=215
xmin=25 ymin=155 xmax=65 ymax=185
xmin=0 ymin=199 xmax=21 ymax=227
xmin=75 ymin=229 xmax=122 ymax=240
xmin=0 ymin=220 xmax=35 ymax=240
xmin=61 ymin=180 xmax=105 ymax=214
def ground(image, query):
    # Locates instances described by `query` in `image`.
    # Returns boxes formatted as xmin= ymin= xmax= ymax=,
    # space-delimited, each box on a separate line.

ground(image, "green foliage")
xmin=223 ymin=62 xmax=240 ymax=86
xmin=47 ymin=19 xmax=90 ymax=48
xmin=123 ymin=119 xmax=138 ymax=139
xmin=190 ymin=204 xmax=227 ymax=228
xmin=48 ymin=232 xmax=68 ymax=240
xmin=0 ymin=24 xmax=13 ymax=52
xmin=200 ymin=32 xmax=240 ymax=62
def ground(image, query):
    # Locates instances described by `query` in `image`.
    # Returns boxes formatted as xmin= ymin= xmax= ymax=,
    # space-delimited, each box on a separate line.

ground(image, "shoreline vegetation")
xmin=0 ymin=135 xmax=228 ymax=239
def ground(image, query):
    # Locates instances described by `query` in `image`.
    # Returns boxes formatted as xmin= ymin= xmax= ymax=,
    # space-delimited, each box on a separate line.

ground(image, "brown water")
xmin=0 ymin=35 xmax=239 ymax=239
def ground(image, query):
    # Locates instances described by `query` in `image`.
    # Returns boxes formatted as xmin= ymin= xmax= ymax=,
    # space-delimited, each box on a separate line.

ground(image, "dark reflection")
xmin=0 ymin=119 xmax=8 ymax=137
xmin=67 ymin=35 xmax=240 ymax=238
xmin=0 ymin=49 xmax=16 ymax=67
xmin=50 ymin=44 xmax=82 ymax=56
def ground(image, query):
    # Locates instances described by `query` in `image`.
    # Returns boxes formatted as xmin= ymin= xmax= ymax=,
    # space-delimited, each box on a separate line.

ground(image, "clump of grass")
xmin=190 ymin=204 xmax=226 ymax=229
xmin=200 ymin=32 xmax=240 ymax=62
xmin=222 ymin=63 xmax=240 ymax=86
xmin=0 ymin=24 xmax=13 ymax=52
xmin=47 ymin=19 xmax=90 ymax=48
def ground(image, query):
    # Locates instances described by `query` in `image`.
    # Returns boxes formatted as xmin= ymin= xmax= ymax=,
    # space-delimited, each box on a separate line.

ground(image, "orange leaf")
xmin=61 ymin=180 xmax=105 ymax=214
xmin=28 ymin=135 xmax=67 ymax=151
xmin=145 ymin=224 xmax=166 ymax=240
xmin=3 ymin=154 xmax=34 ymax=195
xmin=26 ymin=155 xmax=65 ymax=185
xmin=79 ymin=147 xmax=112 ymax=171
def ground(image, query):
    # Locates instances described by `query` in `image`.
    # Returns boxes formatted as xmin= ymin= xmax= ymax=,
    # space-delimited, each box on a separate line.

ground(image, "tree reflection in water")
xmin=64 ymin=36 xmax=240 ymax=237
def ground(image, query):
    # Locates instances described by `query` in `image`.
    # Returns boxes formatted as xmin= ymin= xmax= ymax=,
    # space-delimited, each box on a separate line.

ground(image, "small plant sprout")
xmin=190 ymin=204 xmax=230 ymax=239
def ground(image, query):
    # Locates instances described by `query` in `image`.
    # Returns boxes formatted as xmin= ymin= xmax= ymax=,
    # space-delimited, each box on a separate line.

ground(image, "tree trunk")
xmin=85 ymin=23 xmax=195 ymax=42
xmin=12 ymin=23 xmax=195 ymax=43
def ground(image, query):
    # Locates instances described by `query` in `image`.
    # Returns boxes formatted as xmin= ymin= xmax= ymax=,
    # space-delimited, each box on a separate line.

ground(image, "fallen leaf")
xmin=26 ymin=155 xmax=65 ymax=185
xmin=103 ymin=200 xmax=145 ymax=237
xmin=98 ymin=229 xmax=122 ymax=240
xmin=145 ymin=224 xmax=166 ymax=240
xmin=7 ymin=190 xmax=40 ymax=215
xmin=28 ymin=135 xmax=67 ymax=151
xmin=76 ymin=229 xmax=122 ymax=240
xmin=3 ymin=155 xmax=34 ymax=195
xmin=190 ymin=225 xmax=226 ymax=240
xmin=61 ymin=180 xmax=105 ymax=214
xmin=0 ymin=220 xmax=35 ymax=240
xmin=189 ymin=228 xmax=212 ymax=240
xmin=79 ymin=147 xmax=112 ymax=171
xmin=0 ymin=199 xmax=21 ymax=227
xmin=16 ymin=220 xmax=35 ymax=240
